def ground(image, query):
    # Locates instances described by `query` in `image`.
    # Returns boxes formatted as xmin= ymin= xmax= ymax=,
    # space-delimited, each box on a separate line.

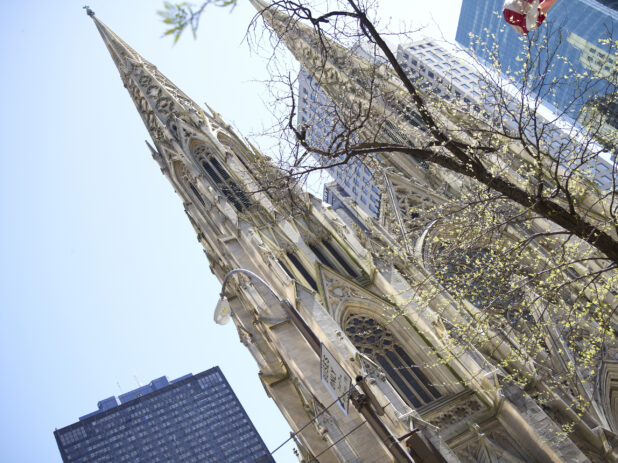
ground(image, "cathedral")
xmin=88 ymin=3 xmax=618 ymax=462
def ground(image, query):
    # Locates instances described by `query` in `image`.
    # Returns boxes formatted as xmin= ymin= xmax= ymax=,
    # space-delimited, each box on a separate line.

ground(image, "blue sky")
xmin=0 ymin=1 xmax=462 ymax=461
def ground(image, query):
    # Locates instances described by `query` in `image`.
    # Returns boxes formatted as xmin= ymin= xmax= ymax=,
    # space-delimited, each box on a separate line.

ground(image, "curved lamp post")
xmin=214 ymin=268 xmax=320 ymax=351
xmin=214 ymin=269 xmax=280 ymax=325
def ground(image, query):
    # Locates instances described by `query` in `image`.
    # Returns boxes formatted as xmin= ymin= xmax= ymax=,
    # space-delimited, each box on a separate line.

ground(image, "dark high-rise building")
xmin=54 ymin=367 xmax=274 ymax=463
xmin=455 ymin=0 xmax=617 ymax=117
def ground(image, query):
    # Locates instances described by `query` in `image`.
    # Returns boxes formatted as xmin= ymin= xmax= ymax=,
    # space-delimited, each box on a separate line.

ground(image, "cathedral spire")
xmin=88 ymin=12 xmax=208 ymax=144
xmin=89 ymin=12 xmax=142 ymax=75
xmin=249 ymin=0 xmax=324 ymax=62
xmin=249 ymin=0 xmax=399 ymax=125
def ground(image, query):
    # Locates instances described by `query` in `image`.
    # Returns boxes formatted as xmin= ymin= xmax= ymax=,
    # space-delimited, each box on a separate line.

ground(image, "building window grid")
xmin=58 ymin=372 xmax=271 ymax=463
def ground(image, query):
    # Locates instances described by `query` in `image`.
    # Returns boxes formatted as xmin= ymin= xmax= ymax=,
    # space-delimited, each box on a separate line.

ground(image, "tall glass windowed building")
xmin=297 ymin=66 xmax=382 ymax=219
xmin=396 ymin=38 xmax=615 ymax=189
xmin=54 ymin=367 xmax=274 ymax=463
xmin=455 ymin=0 xmax=617 ymax=117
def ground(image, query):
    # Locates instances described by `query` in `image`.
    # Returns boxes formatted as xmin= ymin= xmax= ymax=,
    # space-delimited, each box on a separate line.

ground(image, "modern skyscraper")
xmin=54 ymin=368 xmax=274 ymax=463
xmin=596 ymin=0 xmax=618 ymax=9
xmin=396 ymin=38 xmax=616 ymax=190
xmin=455 ymin=0 xmax=618 ymax=117
xmin=297 ymin=67 xmax=382 ymax=219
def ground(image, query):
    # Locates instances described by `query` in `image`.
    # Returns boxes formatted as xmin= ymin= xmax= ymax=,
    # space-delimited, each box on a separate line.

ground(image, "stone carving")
xmin=425 ymin=395 xmax=484 ymax=429
xmin=320 ymin=266 xmax=380 ymax=318
xmin=313 ymin=399 xmax=362 ymax=462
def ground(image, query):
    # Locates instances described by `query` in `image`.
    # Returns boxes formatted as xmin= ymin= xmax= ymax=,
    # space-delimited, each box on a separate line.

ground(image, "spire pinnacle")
xmin=248 ymin=0 xmax=269 ymax=12
xmin=249 ymin=0 xmax=343 ymax=70
xmin=89 ymin=15 xmax=210 ymax=146
xmin=83 ymin=5 xmax=95 ymax=17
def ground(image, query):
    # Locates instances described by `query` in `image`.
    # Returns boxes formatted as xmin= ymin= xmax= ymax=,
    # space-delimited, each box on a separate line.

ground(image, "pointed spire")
xmin=88 ymin=13 xmax=208 ymax=144
xmin=249 ymin=1 xmax=375 ymax=94
xmin=248 ymin=0 xmax=268 ymax=12
xmin=89 ymin=14 xmax=144 ymax=76
xmin=249 ymin=0 xmax=316 ymax=55
xmin=250 ymin=1 xmax=422 ymax=148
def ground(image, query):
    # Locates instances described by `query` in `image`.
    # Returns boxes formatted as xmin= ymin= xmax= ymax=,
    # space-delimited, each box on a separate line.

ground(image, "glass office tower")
xmin=396 ymin=38 xmax=615 ymax=189
xmin=297 ymin=67 xmax=382 ymax=219
xmin=54 ymin=367 xmax=274 ymax=463
xmin=455 ymin=0 xmax=617 ymax=117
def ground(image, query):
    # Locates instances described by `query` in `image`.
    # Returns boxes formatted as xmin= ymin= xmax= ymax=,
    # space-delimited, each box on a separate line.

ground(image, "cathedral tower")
xmin=90 ymin=7 xmax=617 ymax=463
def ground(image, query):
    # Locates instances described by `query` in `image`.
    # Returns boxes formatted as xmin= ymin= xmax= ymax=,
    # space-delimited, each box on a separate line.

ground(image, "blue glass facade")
xmin=54 ymin=367 xmax=274 ymax=463
xmin=456 ymin=0 xmax=617 ymax=117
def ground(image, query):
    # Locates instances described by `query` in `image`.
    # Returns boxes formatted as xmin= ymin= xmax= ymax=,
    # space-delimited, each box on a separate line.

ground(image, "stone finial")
xmin=83 ymin=5 xmax=95 ymax=16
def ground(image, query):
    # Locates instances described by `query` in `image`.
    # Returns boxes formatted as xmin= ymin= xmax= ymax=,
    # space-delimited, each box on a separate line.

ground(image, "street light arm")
xmin=214 ymin=268 xmax=286 ymax=325
xmin=217 ymin=268 xmax=321 ymax=352
xmin=219 ymin=268 xmax=285 ymax=305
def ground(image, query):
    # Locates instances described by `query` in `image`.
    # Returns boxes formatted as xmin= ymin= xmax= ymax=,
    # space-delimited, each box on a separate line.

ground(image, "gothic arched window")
xmin=188 ymin=182 xmax=206 ymax=207
xmin=308 ymin=239 xmax=359 ymax=280
xmin=192 ymin=142 xmax=251 ymax=212
xmin=344 ymin=314 xmax=441 ymax=408
xmin=286 ymin=252 xmax=318 ymax=291
xmin=296 ymin=215 xmax=363 ymax=282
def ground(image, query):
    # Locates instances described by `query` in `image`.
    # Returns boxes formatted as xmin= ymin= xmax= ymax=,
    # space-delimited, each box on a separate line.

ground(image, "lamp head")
xmin=214 ymin=296 xmax=231 ymax=325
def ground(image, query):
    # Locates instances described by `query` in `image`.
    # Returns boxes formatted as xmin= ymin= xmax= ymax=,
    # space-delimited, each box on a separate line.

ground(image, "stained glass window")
xmin=343 ymin=314 xmax=441 ymax=407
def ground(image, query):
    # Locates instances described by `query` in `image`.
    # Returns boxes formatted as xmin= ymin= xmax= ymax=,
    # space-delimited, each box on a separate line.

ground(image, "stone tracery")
xmin=343 ymin=313 xmax=441 ymax=408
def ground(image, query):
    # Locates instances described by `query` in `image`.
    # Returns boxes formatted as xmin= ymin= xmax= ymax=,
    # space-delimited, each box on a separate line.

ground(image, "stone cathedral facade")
xmin=90 ymin=6 xmax=618 ymax=463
